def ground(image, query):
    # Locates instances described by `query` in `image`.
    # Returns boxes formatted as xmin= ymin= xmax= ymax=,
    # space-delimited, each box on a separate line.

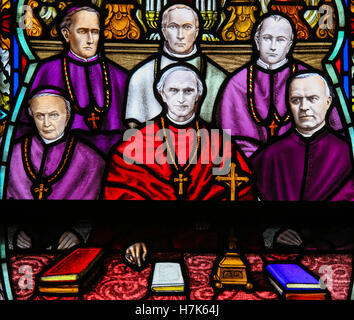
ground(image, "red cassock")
xmin=104 ymin=117 xmax=254 ymax=200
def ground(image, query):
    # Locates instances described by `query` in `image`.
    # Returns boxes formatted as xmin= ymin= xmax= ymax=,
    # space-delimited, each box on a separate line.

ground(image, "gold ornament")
xmin=222 ymin=4 xmax=257 ymax=41
xmin=25 ymin=0 xmax=43 ymax=37
xmin=105 ymin=4 xmax=140 ymax=40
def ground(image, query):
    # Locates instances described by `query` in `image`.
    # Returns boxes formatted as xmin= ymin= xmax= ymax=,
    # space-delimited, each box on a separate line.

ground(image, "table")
xmin=10 ymin=252 xmax=353 ymax=300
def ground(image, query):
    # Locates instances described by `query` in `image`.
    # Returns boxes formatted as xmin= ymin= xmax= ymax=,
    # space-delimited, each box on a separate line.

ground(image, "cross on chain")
xmin=215 ymin=162 xmax=249 ymax=201
xmin=87 ymin=112 xmax=100 ymax=130
xmin=268 ymin=119 xmax=278 ymax=136
xmin=174 ymin=173 xmax=189 ymax=195
xmin=34 ymin=183 xmax=49 ymax=200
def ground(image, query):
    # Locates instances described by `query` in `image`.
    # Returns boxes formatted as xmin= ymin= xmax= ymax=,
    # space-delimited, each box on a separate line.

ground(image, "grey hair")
xmin=254 ymin=15 xmax=294 ymax=42
xmin=291 ymin=73 xmax=332 ymax=97
xmin=156 ymin=65 xmax=204 ymax=98
xmin=28 ymin=93 xmax=71 ymax=117
xmin=59 ymin=6 xmax=100 ymax=31
xmin=161 ymin=4 xmax=199 ymax=29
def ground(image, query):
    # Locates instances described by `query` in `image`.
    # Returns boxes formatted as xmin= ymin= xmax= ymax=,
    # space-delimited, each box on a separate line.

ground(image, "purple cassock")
xmin=216 ymin=61 xmax=343 ymax=157
xmin=251 ymin=128 xmax=354 ymax=201
xmin=17 ymin=51 xmax=128 ymax=155
xmin=6 ymin=134 xmax=106 ymax=200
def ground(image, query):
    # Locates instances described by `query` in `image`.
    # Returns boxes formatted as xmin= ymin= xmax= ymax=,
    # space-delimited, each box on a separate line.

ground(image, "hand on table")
xmin=276 ymin=229 xmax=302 ymax=246
xmin=16 ymin=231 xmax=32 ymax=249
xmin=125 ymin=242 xmax=147 ymax=267
xmin=57 ymin=232 xmax=80 ymax=250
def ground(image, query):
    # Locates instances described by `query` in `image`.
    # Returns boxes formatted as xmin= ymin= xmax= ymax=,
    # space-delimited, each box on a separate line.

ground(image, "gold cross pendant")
xmin=174 ymin=173 xmax=189 ymax=196
xmin=33 ymin=183 xmax=49 ymax=200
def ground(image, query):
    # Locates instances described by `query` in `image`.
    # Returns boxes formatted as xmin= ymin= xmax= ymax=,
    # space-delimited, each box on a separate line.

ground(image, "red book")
xmin=39 ymin=247 xmax=104 ymax=283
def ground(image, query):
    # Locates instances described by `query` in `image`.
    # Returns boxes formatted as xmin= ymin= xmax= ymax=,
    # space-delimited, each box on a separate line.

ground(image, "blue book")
xmin=266 ymin=263 xmax=322 ymax=290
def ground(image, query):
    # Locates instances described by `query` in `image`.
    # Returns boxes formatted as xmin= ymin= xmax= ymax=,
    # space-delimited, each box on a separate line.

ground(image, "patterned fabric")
xmin=10 ymin=252 xmax=353 ymax=300
xmin=11 ymin=254 xmax=56 ymax=300
xmin=85 ymin=255 xmax=151 ymax=300
xmin=301 ymin=254 xmax=353 ymax=300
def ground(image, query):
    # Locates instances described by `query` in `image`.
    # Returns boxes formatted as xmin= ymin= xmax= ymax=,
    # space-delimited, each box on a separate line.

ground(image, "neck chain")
xmin=22 ymin=136 xmax=75 ymax=200
xmin=248 ymin=63 xmax=296 ymax=136
xmin=63 ymin=57 xmax=111 ymax=130
xmin=160 ymin=117 xmax=201 ymax=196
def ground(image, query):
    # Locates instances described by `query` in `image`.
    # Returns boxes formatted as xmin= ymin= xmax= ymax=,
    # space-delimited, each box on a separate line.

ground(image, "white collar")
xmin=257 ymin=58 xmax=288 ymax=70
xmin=70 ymin=50 xmax=98 ymax=62
xmin=163 ymin=44 xmax=197 ymax=59
xmin=41 ymin=132 xmax=65 ymax=145
xmin=166 ymin=113 xmax=195 ymax=126
xmin=295 ymin=124 xmax=325 ymax=138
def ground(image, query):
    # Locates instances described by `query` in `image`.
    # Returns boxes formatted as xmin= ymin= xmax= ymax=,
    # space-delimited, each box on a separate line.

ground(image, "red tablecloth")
xmin=10 ymin=252 xmax=352 ymax=300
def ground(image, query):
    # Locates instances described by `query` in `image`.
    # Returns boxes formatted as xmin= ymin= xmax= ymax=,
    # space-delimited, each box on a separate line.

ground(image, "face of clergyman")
xmin=30 ymin=95 xmax=69 ymax=141
xmin=162 ymin=8 xmax=199 ymax=55
xmin=161 ymin=70 xmax=200 ymax=123
xmin=256 ymin=18 xmax=293 ymax=66
xmin=289 ymin=76 xmax=332 ymax=136
xmin=62 ymin=10 xmax=100 ymax=59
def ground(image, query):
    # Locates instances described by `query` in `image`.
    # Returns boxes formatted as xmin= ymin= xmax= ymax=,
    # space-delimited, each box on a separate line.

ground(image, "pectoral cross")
xmin=87 ymin=112 xmax=100 ymax=130
xmin=268 ymin=119 xmax=278 ymax=136
xmin=33 ymin=183 xmax=49 ymax=200
xmin=215 ymin=162 xmax=249 ymax=201
xmin=174 ymin=173 xmax=188 ymax=195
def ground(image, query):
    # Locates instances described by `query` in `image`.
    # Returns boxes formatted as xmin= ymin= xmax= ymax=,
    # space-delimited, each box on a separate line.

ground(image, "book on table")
xmin=37 ymin=247 xmax=104 ymax=294
xmin=266 ymin=263 xmax=329 ymax=300
xmin=151 ymin=262 xmax=185 ymax=293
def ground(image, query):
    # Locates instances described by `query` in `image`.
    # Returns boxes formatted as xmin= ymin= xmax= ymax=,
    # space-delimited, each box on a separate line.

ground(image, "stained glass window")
xmin=0 ymin=0 xmax=352 ymax=302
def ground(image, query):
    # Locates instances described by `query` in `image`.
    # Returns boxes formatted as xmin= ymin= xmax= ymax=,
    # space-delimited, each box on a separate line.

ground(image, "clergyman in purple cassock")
xmin=216 ymin=13 xmax=343 ymax=157
xmin=7 ymin=90 xmax=106 ymax=200
xmin=15 ymin=5 xmax=128 ymax=156
xmin=251 ymin=128 xmax=354 ymax=201
xmin=250 ymin=71 xmax=353 ymax=201
xmin=7 ymin=134 xmax=106 ymax=200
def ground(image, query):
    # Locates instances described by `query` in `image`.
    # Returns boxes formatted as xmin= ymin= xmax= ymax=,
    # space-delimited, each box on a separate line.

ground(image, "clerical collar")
xmin=69 ymin=50 xmax=98 ymax=63
xmin=166 ymin=113 xmax=195 ymax=126
xmin=295 ymin=124 xmax=326 ymax=138
xmin=295 ymin=128 xmax=313 ymax=138
xmin=257 ymin=58 xmax=288 ymax=70
xmin=40 ymin=132 xmax=65 ymax=145
xmin=163 ymin=44 xmax=198 ymax=59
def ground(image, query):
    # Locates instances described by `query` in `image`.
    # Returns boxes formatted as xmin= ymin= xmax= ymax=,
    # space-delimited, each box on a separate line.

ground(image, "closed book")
xmin=151 ymin=262 xmax=184 ymax=293
xmin=266 ymin=263 xmax=329 ymax=300
xmin=267 ymin=276 xmax=328 ymax=300
xmin=39 ymin=247 xmax=103 ymax=283
xmin=266 ymin=263 xmax=322 ymax=289
xmin=38 ymin=264 xmax=102 ymax=294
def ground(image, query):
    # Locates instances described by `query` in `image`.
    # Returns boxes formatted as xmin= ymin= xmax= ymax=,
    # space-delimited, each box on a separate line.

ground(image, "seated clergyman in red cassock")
xmin=102 ymin=64 xmax=255 ymax=265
